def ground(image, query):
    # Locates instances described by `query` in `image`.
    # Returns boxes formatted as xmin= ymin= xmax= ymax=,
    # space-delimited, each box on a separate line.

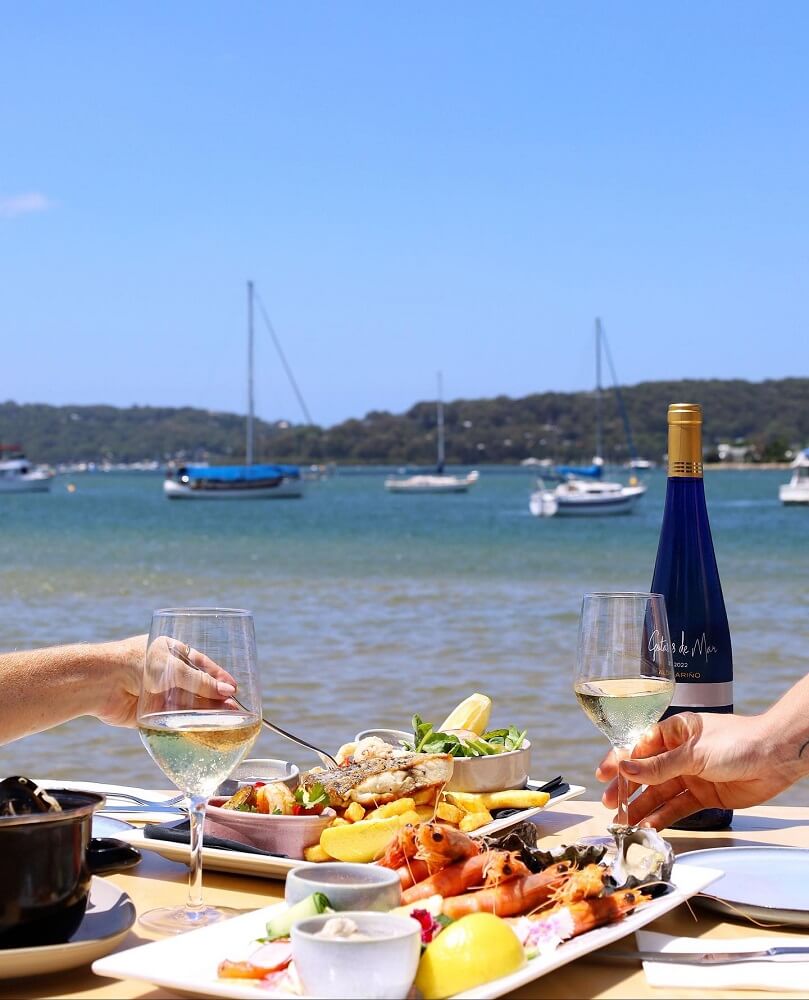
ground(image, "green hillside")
xmin=2 ymin=377 xmax=807 ymax=465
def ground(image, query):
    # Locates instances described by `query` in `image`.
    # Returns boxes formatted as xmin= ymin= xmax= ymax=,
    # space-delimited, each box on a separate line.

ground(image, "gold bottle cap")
xmin=668 ymin=402 xmax=703 ymax=477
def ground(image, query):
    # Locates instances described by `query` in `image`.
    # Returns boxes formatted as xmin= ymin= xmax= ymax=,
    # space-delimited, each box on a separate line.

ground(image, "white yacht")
xmin=530 ymin=474 xmax=646 ymax=517
xmin=779 ymin=449 xmax=809 ymax=505
xmin=0 ymin=447 xmax=53 ymax=493
xmin=385 ymin=373 xmax=479 ymax=494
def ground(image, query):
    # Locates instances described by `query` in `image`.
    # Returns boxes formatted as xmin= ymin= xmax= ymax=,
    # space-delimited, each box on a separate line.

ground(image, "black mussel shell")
xmin=484 ymin=821 xmax=607 ymax=873
xmin=0 ymin=776 xmax=62 ymax=817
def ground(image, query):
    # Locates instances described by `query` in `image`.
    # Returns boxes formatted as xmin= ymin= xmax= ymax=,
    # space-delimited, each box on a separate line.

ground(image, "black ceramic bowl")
xmin=0 ymin=789 xmax=104 ymax=949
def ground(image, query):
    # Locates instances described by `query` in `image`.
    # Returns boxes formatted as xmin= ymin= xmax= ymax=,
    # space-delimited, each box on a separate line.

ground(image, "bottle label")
xmin=671 ymin=680 xmax=733 ymax=709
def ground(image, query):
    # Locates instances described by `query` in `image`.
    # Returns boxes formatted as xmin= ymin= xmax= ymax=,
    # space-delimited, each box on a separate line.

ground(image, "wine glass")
xmin=574 ymin=593 xmax=675 ymax=827
xmin=137 ymin=608 xmax=262 ymax=934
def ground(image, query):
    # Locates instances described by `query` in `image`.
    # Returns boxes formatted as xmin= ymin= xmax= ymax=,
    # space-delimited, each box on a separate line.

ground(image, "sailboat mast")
xmin=436 ymin=371 xmax=445 ymax=474
xmin=247 ymin=280 xmax=255 ymax=466
xmin=594 ymin=317 xmax=604 ymax=464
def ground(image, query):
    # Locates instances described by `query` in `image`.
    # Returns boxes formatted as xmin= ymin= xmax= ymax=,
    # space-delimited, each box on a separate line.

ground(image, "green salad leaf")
xmin=402 ymin=715 xmax=527 ymax=757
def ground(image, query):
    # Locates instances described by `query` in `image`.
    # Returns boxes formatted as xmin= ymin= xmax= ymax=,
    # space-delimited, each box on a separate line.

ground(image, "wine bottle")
xmin=651 ymin=403 xmax=733 ymax=830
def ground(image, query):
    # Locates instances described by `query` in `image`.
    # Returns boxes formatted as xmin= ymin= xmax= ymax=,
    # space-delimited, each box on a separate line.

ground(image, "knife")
xmin=603 ymin=947 xmax=809 ymax=965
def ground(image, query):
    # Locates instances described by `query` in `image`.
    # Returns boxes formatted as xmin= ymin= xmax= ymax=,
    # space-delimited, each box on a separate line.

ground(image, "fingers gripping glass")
xmin=574 ymin=593 xmax=675 ymax=826
xmin=136 ymin=608 xmax=262 ymax=934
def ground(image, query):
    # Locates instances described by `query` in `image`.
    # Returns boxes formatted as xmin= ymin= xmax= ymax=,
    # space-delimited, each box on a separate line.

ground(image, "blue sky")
xmin=2 ymin=3 xmax=808 ymax=426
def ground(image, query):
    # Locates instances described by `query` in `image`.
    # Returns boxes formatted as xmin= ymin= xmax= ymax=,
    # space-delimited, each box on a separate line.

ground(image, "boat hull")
xmin=384 ymin=472 xmax=479 ymax=494
xmin=779 ymin=486 xmax=809 ymax=505
xmin=0 ymin=478 xmax=51 ymax=493
xmin=164 ymin=479 xmax=304 ymax=500
xmin=554 ymin=490 xmax=643 ymax=516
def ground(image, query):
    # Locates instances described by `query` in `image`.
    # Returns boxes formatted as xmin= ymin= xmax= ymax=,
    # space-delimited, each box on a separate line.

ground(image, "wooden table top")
xmin=4 ymin=798 xmax=809 ymax=999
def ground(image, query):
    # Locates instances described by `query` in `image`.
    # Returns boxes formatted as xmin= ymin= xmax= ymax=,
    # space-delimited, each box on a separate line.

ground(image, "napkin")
xmin=144 ymin=818 xmax=288 ymax=858
xmin=637 ymin=931 xmax=809 ymax=993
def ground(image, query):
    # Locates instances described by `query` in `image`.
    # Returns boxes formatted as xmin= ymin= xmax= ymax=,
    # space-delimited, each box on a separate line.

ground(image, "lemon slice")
xmin=439 ymin=693 xmax=492 ymax=736
xmin=415 ymin=913 xmax=525 ymax=999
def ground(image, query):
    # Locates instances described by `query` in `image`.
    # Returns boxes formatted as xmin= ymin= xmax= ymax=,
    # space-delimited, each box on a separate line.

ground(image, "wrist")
xmin=758 ymin=703 xmax=809 ymax=785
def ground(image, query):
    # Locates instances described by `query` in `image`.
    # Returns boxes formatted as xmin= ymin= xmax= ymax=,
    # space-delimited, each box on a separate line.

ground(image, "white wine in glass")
xmin=574 ymin=593 xmax=675 ymax=826
xmin=137 ymin=608 xmax=262 ymax=934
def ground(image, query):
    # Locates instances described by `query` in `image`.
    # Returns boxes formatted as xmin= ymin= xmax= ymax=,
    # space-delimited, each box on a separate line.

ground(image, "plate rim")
xmin=676 ymin=845 xmax=809 ymax=918
xmin=91 ymin=862 xmax=723 ymax=999
xmin=123 ymin=778 xmax=586 ymax=879
xmin=0 ymin=876 xmax=136 ymax=979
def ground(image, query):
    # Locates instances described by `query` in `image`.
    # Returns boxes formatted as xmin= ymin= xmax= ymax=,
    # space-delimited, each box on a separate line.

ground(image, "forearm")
xmin=758 ymin=672 xmax=809 ymax=786
xmin=0 ymin=643 xmax=113 ymax=745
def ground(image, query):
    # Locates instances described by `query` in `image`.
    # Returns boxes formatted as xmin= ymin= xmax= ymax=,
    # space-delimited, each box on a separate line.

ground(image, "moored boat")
xmin=164 ymin=463 xmax=303 ymax=499
xmin=0 ymin=446 xmax=53 ymax=493
xmin=530 ymin=475 xmax=646 ymax=517
xmin=779 ymin=449 xmax=809 ymax=505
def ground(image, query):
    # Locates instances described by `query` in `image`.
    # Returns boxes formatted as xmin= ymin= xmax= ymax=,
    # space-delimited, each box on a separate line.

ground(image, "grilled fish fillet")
xmin=301 ymin=752 xmax=453 ymax=808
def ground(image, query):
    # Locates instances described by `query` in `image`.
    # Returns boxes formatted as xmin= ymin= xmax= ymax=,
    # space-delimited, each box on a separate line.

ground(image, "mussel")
xmin=0 ymin=776 xmax=62 ymax=817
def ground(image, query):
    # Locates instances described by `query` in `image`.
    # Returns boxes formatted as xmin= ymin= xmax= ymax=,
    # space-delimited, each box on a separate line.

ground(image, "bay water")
xmin=2 ymin=468 xmax=807 ymax=807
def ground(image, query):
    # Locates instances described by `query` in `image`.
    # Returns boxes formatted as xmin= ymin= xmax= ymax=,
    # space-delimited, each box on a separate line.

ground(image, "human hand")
xmin=596 ymin=711 xmax=790 ymax=829
xmin=95 ymin=635 xmax=238 ymax=729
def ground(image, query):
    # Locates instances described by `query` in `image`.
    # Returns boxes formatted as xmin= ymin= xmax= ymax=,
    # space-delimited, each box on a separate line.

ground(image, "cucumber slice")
xmin=263 ymin=892 xmax=332 ymax=941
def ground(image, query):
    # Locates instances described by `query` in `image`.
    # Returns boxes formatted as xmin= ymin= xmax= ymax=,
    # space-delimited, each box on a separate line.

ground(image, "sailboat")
xmin=530 ymin=319 xmax=646 ymax=517
xmin=384 ymin=374 xmax=479 ymax=494
xmin=163 ymin=282 xmax=304 ymax=500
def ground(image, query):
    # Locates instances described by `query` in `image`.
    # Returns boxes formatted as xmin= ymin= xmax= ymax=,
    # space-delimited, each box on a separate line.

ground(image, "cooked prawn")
xmin=401 ymin=850 xmax=529 ymax=905
xmin=377 ymin=823 xmax=420 ymax=870
xmin=441 ymin=861 xmax=574 ymax=919
xmin=528 ymin=887 xmax=650 ymax=937
xmin=414 ymin=821 xmax=480 ymax=872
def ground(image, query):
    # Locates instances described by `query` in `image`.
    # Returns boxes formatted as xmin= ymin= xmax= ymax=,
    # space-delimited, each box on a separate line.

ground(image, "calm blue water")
xmin=3 ymin=468 xmax=808 ymax=806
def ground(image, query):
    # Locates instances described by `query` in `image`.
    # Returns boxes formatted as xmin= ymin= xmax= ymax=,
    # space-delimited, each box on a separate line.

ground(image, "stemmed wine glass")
xmin=137 ymin=608 xmax=262 ymax=934
xmin=574 ymin=593 xmax=675 ymax=827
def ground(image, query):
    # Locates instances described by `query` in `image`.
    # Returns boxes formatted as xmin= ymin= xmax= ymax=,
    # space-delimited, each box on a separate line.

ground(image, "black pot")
xmin=0 ymin=789 xmax=104 ymax=949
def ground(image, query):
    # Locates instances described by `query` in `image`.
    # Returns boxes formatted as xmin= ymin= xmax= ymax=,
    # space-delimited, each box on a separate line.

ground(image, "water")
xmin=2 ymin=468 xmax=808 ymax=807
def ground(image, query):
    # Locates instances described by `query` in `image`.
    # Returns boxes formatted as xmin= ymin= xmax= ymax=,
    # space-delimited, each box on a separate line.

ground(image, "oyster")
xmin=0 ymin=776 xmax=62 ymax=817
xmin=607 ymin=823 xmax=674 ymax=898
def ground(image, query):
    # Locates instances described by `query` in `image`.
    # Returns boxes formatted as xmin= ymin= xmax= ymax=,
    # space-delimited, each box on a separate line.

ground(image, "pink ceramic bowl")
xmin=204 ymin=798 xmax=335 ymax=860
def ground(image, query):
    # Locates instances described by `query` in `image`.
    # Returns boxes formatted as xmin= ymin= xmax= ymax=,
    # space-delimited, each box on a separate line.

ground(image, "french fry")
xmin=459 ymin=810 xmax=493 ymax=832
xmin=344 ymin=802 xmax=366 ymax=823
xmin=364 ymin=798 xmax=416 ymax=821
xmin=415 ymin=804 xmax=438 ymax=822
xmin=411 ymin=789 xmax=437 ymax=806
xmin=435 ymin=801 xmax=464 ymax=825
xmin=397 ymin=809 xmax=421 ymax=826
xmin=330 ymin=816 xmax=351 ymax=827
xmin=303 ymin=843 xmax=333 ymax=862
xmin=445 ymin=790 xmax=550 ymax=812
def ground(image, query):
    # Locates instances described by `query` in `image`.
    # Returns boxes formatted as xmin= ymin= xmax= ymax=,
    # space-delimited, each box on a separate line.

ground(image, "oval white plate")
xmin=0 ymin=876 xmax=136 ymax=980
xmin=677 ymin=846 xmax=809 ymax=926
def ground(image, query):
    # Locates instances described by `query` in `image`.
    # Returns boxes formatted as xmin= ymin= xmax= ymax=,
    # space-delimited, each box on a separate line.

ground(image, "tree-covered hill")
xmin=2 ymin=377 xmax=807 ymax=465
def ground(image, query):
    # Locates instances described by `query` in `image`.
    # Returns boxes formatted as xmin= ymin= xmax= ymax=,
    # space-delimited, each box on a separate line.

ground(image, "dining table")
xmin=4 ymin=797 xmax=809 ymax=1000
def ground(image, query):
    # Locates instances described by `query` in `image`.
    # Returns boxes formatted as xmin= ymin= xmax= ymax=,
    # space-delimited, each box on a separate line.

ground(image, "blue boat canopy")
xmin=552 ymin=464 xmax=603 ymax=479
xmin=182 ymin=464 xmax=301 ymax=481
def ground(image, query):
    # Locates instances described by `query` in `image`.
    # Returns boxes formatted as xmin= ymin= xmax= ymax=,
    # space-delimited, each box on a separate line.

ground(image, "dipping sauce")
xmin=315 ymin=917 xmax=391 ymax=941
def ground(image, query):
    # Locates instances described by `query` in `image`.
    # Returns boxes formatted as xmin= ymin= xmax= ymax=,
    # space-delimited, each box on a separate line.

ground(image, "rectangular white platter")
xmin=92 ymin=861 xmax=722 ymax=999
xmin=120 ymin=778 xmax=586 ymax=880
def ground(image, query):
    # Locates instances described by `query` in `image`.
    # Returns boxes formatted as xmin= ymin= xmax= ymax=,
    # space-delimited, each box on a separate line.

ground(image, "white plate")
xmin=92 ymin=862 xmax=722 ymax=998
xmin=35 ymin=778 xmax=184 ymax=824
xmin=676 ymin=846 xmax=809 ymax=927
xmin=121 ymin=778 xmax=586 ymax=880
xmin=0 ymin=877 xmax=135 ymax=980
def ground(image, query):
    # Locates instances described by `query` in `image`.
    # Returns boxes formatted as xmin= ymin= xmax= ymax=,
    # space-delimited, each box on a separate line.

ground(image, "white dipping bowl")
xmin=286 ymin=863 xmax=401 ymax=912
xmin=292 ymin=912 xmax=421 ymax=1000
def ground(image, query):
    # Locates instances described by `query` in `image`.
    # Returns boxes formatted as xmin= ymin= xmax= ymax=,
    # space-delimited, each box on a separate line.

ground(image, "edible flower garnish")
xmin=512 ymin=910 xmax=575 ymax=958
xmin=410 ymin=908 xmax=453 ymax=945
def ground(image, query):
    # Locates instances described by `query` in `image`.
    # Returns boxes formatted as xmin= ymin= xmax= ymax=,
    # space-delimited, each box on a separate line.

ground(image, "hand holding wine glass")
xmin=137 ymin=608 xmax=262 ymax=933
xmin=574 ymin=593 xmax=675 ymax=826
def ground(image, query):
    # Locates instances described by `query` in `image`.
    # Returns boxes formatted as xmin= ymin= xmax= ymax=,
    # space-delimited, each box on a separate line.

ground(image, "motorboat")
xmin=164 ymin=463 xmax=303 ymax=499
xmin=779 ymin=449 xmax=809 ymax=505
xmin=0 ymin=446 xmax=53 ymax=493
xmin=385 ymin=373 xmax=479 ymax=494
xmin=530 ymin=475 xmax=646 ymax=517
xmin=164 ymin=281 xmax=304 ymax=501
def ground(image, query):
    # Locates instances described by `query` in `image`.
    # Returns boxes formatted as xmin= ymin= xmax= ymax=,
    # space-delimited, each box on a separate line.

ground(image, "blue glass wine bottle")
xmin=651 ymin=403 xmax=733 ymax=830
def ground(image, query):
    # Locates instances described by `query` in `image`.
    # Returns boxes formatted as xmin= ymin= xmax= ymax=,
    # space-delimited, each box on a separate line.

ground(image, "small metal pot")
xmin=0 ymin=789 xmax=104 ymax=949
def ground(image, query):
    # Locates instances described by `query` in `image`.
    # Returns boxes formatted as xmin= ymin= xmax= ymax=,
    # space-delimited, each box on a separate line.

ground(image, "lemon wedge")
xmin=415 ymin=912 xmax=525 ymax=999
xmin=439 ymin=693 xmax=492 ymax=735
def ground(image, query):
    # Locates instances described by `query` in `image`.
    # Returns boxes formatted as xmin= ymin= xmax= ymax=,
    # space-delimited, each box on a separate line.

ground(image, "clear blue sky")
xmin=2 ymin=3 xmax=808 ymax=426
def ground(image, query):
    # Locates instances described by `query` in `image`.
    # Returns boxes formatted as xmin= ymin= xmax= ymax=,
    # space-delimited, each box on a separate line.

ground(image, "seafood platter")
xmin=94 ymin=818 xmax=720 ymax=998
xmin=92 ymin=693 xmax=722 ymax=998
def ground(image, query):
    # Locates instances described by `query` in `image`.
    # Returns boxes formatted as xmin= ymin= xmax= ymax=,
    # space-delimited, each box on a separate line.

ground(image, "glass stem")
xmin=186 ymin=795 xmax=206 ymax=912
xmin=615 ymin=745 xmax=633 ymax=825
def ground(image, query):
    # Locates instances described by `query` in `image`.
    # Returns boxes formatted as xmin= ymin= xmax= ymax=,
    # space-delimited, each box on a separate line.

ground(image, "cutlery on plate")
xmin=603 ymin=947 xmax=809 ymax=965
xmin=104 ymin=791 xmax=185 ymax=807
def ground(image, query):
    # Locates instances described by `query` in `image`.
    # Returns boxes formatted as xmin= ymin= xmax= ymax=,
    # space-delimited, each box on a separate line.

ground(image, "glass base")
xmin=139 ymin=904 xmax=241 ymax=935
